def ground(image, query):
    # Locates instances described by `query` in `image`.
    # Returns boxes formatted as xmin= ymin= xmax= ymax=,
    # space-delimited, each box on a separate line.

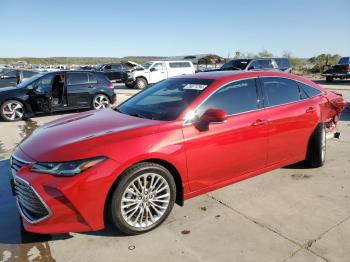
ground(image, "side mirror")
xmin=199 ymin=109 xmax=228 ymax=125
xmin=150 ymin=68 xmax=157 ymax=72
xmin=27 ymin=84 xmax=34 ymax=90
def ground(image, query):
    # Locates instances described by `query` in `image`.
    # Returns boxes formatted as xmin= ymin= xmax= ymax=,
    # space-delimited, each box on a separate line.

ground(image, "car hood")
xmin=19 ymin=109 xmax=161 ymax=162
xmin=0 ymin=86 xmax=23 ymax=93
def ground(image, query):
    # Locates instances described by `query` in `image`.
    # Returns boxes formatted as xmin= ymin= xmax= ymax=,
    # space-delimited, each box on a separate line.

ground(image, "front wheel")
xmin=306 ymin=123 xmax=326 ymax=167
xmin=135 ymin=78 xmax=148 ymax=89
xmin=92 ymin=94 xmax=110 ymax=109
xmin=109 ymin=162 xmax=176 ymax=235
xmin=1 ymin=100 xmax=25 ymax=121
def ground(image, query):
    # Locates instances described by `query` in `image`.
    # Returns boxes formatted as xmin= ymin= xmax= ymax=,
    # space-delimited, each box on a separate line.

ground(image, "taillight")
xmin=330 ymin=97 xmax=347 ymax=112
xmin=108 ymin=83 xmax=114 ymax=89
xmin=345 ymin=66 xmax=350 ymax=71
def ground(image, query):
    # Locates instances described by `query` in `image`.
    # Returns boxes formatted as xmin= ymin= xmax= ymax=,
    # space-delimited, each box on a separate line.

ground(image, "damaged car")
xmin=0 ymin=71 xmax=116 ymax=121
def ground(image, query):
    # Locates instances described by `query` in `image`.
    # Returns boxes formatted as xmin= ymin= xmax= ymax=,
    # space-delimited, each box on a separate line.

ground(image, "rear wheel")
xmin=135 ymin=77 xmax=148 ymax=89
xmin=1 ymin=100 xmax=25 ymax=121
xmin=92 ymin=94 xmax=110 ymax=109
xmin=306 ymin=123 xmax=326 ymax=167
xmin=326 ymin=76 xmax=333 ymax=83
xmin=108 ymin=162 xmax=176 ymax=235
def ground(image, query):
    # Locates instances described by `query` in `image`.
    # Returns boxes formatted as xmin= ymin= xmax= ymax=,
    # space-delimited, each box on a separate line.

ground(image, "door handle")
xmin=252 ymin=119 xmax=268 ymax=126
xmin=306 ymin=107 xmax=316 ymax=113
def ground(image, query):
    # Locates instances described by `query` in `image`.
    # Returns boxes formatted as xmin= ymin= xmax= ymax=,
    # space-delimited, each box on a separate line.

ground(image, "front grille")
xmin=14 ymin=177 xmax=51 ymax=223
xmin=11 ymin=156 xmax=27 ymax=173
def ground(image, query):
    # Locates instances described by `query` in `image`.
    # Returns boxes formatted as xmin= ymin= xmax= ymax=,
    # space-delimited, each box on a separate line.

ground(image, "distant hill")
xmin=0 ymin=56 xmax=167 ymax=65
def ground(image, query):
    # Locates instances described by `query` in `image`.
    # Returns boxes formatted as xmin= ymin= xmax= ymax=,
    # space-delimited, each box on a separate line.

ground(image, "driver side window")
xmin=34 ymin=74 xmax=54 ymax=93
xmin=196 ymin=79 xmax=259 ymax=117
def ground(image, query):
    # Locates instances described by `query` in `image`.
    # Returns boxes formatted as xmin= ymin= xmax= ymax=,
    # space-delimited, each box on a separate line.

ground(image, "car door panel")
xmin=183 ymin=78 xmax=268 ymax=192
xmin=183 ymin=110 xmax=268 ymax=192
xmin=260 ymin=77 xmax=319 ymax=165
xmin=66 ymin=73 xmax=92 ymax=107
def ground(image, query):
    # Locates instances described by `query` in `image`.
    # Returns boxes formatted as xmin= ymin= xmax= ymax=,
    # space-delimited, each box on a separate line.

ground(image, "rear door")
xmin=183 ymin=78 xmax=268 ymax=192
xmin=149 ymin=62 xmax=167 ymax=83
xmin=66 ymin=72 xmax=92 ymax=107
xmin=260 ymin=77 xmax=319 ymax=165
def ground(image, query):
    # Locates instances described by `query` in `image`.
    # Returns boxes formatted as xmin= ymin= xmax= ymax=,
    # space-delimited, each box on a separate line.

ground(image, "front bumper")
xmin=11 ymin=151 xmax=121 ymax=234
xmin=322 ymin=72 xmax=350 ymax=77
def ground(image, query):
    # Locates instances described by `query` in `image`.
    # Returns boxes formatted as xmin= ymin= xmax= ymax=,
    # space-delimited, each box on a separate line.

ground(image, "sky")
xmin=1 ymin=0 xmax=349 ymax=58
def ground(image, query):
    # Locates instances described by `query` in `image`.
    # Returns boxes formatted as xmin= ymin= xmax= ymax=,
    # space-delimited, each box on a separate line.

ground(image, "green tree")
xmin=257 ymin=49 xmax=273 ymax=58
xmin=309 ymin=54 xmax=341 ymax=73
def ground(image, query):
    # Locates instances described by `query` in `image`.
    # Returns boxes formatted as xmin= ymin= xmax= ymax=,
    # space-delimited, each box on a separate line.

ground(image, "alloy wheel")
xmin=1 ymin=101 xmax=24 ymax=121
xmin=93 ymin=95 xmax=110 ymax=109
xmin=120 ymin=173 xmax=170 ymax=228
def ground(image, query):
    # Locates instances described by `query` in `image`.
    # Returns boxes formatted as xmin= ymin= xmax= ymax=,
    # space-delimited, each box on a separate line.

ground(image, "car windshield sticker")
xmin=183 ymin=84 xmax=207 ymax=90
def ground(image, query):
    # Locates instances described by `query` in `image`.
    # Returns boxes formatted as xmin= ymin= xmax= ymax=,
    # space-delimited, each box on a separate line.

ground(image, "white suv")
xmin=126 ymin=61 xmax=195 ymax=89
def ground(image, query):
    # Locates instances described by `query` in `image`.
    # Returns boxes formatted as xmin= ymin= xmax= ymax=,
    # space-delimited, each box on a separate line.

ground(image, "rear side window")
xmin=67 ymin=73 xmax=88 ymax=85
xmin=197 ymin=79 xmax=258 ymax=116
xmin=169 ymin=62 xmax=191 ymax=68
xmin=262 ymin=77 xmax=300 ymax=107
xmin=88 ymin=73 xmax=97 ymax=84
xmin=274 ymin=58 xmax=291 ymax=69
xmin=299 ymin=82 xmax=322 ymax=97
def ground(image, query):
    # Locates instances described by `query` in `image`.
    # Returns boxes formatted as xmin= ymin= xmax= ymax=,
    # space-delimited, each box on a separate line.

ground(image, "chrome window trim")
xmin=182 ymin=75 xmax=324 ymax=126
xmin=14 ymin=175 xmax=52 ymax=224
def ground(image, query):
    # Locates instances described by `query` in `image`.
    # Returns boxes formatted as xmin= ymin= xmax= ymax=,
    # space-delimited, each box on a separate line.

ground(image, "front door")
xmin=30 ymin=73 xmax=55 ymax=112
xmin=149 ymin=62 xmax=167 ymax=83
xmin=183 ymin=78 xmax=268 ymax=192
xmin=66 ymin=72 xmax=93 ymax=107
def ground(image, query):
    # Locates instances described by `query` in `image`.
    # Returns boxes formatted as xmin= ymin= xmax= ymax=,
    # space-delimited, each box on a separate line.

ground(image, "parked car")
xmin=0 ymin=70 xmax=40 ymax=88
xmin=0 ymin=71 xmax=115 ymax=121
xmin=125 ymin=60 xmax=195 ymax=89
xmin=10 ymin=71 xmax=345 ymax=235
xmin=322 ymin=57 xmax=350 ymax=82
xmin=218 ymin=58 xmax=292 ymax=73
xmin=97 ymin=62 xmax=138 ymax=83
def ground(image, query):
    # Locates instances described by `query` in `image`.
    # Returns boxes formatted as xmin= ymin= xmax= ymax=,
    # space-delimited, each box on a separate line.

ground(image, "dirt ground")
xmin=0 ymin=79 xmax=349 ymax=262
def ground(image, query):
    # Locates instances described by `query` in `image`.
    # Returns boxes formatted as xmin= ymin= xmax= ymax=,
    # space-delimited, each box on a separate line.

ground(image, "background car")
xmin=97 ymin=62 xmax=138 ymax=83
xmin=0 ymin=69 xmax=39 ymax=88
xmin=10 ymin=71 xmax=345 ymax=236
xmin=0 ymin=70 xmax=115 ymax=121
xmin=322 ymin=56 xmax=350 ymax=82
xmin=218 ymin=58 xmax=292 ymax=73
xmin=126 ymin=60 xmax=195 ymax=89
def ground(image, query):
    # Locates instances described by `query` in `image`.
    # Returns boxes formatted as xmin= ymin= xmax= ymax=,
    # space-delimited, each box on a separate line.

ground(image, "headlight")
xmin=31 ymin=157 xmax=107 ymax=176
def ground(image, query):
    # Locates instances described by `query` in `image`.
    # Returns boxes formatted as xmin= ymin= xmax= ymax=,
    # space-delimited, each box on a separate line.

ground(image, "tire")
xmin=135 ymin=77 xmax=148 ymax=89
xmin=92 ymin=94 xmax=110 ymax=109
xmin=108 ymin=162 xmax=176 ymax=235
xmin=326 ymin=76 xmax=333 ymax=83
xmin=1 ymin=100 xmax=25 ymax=121
xmin=305 ymin=123 xmax=326 ymax=167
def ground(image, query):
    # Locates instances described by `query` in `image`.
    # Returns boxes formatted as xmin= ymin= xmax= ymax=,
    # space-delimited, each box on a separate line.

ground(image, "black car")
xmin=322 ymin=57 xmax=350 ymax=82
xmin=218 ymin=58 xmax=292 ymax=73
xmin=97 ymin=62 xmax=137 ymax=82
xmin=0 ymin=69 xmax=40 ymax=88
xmin=0 ymin=71 xmax=116 ymax=121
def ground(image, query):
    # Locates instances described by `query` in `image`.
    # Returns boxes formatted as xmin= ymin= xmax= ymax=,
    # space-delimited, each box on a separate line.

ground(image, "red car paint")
xmin=12 ymin=71 xmax=345 ymax=234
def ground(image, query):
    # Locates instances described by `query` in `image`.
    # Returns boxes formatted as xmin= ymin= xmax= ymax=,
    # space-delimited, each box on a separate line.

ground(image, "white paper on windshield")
xmin=183 ymin=84 xmax=207 ymax=90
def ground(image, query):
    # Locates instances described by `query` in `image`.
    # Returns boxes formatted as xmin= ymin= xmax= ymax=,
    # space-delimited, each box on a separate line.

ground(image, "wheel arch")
xmin=135 ymin=76 xmax=148 ymax=84
xmin=103 ymin=158 xmax=184 ymax=224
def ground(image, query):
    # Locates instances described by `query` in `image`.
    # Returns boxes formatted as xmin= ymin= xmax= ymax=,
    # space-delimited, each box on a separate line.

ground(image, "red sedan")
xmin=11 ymin=71 xmax=346 ymax=235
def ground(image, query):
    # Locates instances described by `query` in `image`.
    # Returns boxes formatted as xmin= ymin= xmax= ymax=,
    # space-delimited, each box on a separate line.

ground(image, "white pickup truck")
xmin=125 ymin=60 xmax=195 ymax=89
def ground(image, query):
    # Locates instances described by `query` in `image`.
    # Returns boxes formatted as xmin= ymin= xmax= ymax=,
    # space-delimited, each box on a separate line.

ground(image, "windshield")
xmin=221 ymin=59 xmax=250 ymax=70
xmin=141 ymin=62 xmax=153 ymax=69
xmin=338 ymin=57 xmax=350 ymax=65
xmin=17 ymin=74 xmax=43 ymax=88
xmin=117 ymin=78 xmax=214 ymax=121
